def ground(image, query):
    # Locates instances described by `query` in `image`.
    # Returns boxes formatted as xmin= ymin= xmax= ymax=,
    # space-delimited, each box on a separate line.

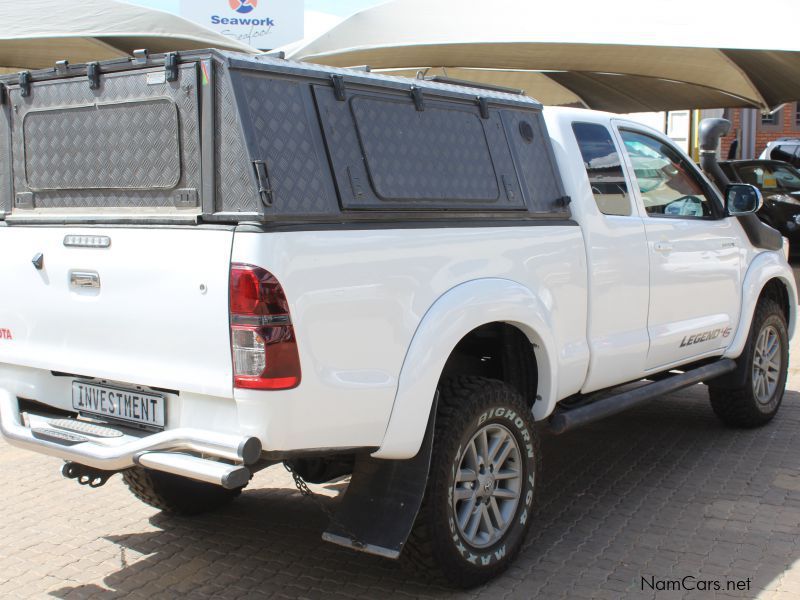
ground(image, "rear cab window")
xmin=572 ymin=122 xmax=631 ymax=216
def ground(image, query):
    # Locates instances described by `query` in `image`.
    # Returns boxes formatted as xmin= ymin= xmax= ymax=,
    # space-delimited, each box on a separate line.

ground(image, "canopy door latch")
xmin=252 ymin=160 xmax=274 ymax=207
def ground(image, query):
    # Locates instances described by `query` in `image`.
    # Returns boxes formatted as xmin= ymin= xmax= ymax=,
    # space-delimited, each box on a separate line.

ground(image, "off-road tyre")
xmin=122 ymin=467 xmax=243 ymax=515
xmin=406 ymin=376 xmax=540 ymax=588
xmin=708 ymin=298 xmax=788 ymax=428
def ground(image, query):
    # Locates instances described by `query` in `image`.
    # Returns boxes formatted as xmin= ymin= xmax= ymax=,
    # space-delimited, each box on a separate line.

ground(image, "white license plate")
xmin=72 ymin=381 xmax=165 ymax=428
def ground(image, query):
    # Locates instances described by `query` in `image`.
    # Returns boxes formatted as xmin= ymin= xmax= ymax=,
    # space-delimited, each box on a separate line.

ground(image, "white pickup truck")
xmin=0 ymin=50 xmax=795 ymax=587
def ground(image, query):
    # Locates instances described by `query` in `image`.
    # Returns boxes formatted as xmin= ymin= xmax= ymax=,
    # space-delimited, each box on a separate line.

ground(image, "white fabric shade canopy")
xmin=0 ymin=0 xmax=256 ymax=71
xmin=379 ymin=67 xmax=752 ymax=113
xmin=284 ymin=0 xmax=800 ymax=112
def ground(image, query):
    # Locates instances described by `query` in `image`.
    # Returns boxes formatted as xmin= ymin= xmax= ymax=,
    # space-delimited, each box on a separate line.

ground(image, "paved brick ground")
xmin=2 ymin=344 xmax=800 ymax=598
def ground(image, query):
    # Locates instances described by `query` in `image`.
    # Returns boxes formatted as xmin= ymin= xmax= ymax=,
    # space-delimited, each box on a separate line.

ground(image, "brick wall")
xmin=719 ymin=110 xmax=742 ymax=159
xmin=720 ymin=103 xmax=800 ymax=159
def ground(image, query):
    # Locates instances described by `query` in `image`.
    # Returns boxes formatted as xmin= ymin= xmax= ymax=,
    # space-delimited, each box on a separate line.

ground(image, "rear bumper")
xmin=0 ymin=389 xmax=261 ymax=489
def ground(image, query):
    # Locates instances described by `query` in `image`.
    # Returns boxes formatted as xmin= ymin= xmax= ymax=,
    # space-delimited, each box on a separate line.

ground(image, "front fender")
xmin=723 ymin=251 xmax=797 ymax=359
xmin=371 ymin=278 xmax=558 ymax=460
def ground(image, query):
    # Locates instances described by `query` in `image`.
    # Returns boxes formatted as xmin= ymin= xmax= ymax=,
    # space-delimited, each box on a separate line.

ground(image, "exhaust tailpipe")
xmin=134 ymin=452 xmax=251 ymax=490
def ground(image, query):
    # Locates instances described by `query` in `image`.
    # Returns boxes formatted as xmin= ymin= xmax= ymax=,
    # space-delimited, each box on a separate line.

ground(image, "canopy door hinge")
xmin=477 ymin=96 xmax=490 ymax=119
xmin=165 ymin=52 xmax=179 ymax=82
xmin=87 ymin=62 xmax=101 ymax=90
xmin=331 ymin=74 xmax=346 ymax=101
xmin=410 ymin=85 xmax=425 ymax=111
xmin=19 ymin=72 xmax=31 ymax=98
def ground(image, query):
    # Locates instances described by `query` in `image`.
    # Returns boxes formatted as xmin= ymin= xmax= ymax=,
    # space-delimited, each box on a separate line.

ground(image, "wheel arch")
xmin=372 ymin=278 xmax=558 ymax=460
xmin=760 ymin=277 xmax=792 ymax=325
xmin=440 ymin=322 xmax=539 ymax=411
xmin=723 ymin=252 xmax=797 ymax=360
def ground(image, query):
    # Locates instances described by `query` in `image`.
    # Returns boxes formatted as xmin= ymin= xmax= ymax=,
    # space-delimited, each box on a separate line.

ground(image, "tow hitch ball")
xmin=61 ymin=462 xmax=116 ymax=488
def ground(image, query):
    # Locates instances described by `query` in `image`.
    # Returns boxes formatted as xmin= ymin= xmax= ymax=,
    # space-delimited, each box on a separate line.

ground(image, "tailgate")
xmin=0 ymin=226 xmax=235 ymax=398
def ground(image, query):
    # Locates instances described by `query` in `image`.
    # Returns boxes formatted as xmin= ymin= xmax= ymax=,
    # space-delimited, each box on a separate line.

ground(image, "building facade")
xmin=719 ymin=103 xmax=800 ymax=160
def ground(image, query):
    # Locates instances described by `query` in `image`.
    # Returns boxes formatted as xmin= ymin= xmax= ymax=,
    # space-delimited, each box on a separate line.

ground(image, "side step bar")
xmin=548 ymin=359 xmax=737 ymax=435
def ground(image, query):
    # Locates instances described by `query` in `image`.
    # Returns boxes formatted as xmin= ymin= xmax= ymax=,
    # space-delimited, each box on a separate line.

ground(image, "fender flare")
xmin=372 ymin=278 xmax=558 ymax=460
xmin=723 ymin=251 xmax=797 ymax=359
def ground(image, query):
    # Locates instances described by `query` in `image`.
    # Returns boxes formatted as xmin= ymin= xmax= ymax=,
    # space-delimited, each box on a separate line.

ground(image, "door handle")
xmin=70 ymin=271 xmax=101 ymax=289
xmin=654 ymin=242 xmax=673 ymax=253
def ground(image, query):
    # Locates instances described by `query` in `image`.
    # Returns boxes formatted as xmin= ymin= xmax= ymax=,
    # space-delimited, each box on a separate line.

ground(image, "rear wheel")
xmin=708 ymin=298 xmax=788 ymax=427
xmin=406 ymin=376 xmax=539 ymax=588
xmin=122 ymin=467 xmax=243 ymax=515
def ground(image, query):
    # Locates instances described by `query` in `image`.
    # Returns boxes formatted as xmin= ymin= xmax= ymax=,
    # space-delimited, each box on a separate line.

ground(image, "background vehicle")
xmin=0 ymin=51 xmax=796 ymax=588
xmin=759 ymin=138 xmax=800 ymax=169
xmin=720 ymin=159 xmax=800 ymax=256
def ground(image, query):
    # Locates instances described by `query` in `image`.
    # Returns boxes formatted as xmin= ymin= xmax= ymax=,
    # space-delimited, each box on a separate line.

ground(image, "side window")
xmin=572 ymin=122 xmax=630 ymax=216
xmin=772 ymin=144 xmax=796 ymax=164
xmin=736 ymin=163 xmax=800 ymax=192
xmin=619 ymin=129 xmax=715 ymax=218
xmin=736 ymin=165 xmax=766 ymax=188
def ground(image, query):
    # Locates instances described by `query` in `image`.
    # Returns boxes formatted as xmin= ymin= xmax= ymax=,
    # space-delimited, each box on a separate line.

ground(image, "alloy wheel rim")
xmin=752 ymin=324 xmax=781 ymax=405
xmin=452 ymin=423 xmax=522 ymax=549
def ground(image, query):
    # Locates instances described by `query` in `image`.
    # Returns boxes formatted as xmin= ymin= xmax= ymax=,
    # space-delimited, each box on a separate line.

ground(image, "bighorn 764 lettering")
xmin=0 ymin=50 xmax=795 ymax=587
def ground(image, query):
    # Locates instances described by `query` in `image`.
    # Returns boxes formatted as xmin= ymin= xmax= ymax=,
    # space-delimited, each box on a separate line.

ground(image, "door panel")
xmin=643 ymin=218 xmax=740 ymax=368
xmin=616 ymin=126 xmax=742 ymax=370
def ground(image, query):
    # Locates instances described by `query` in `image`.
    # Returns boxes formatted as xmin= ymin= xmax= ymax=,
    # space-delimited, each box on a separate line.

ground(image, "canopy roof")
xmin=0 ymin=0 xmax=256 ymax=71
xmin=284 ymin=0 xmax=800 ymax=112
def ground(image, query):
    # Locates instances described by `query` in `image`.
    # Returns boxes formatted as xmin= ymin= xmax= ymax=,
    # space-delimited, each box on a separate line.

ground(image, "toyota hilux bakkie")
xmin=0 ymin=50 xmax=795 ymax=587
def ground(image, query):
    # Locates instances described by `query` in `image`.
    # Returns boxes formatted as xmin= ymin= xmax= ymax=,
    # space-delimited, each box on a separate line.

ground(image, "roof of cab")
xmin=542 ymin=105 xmax=673 ymax=139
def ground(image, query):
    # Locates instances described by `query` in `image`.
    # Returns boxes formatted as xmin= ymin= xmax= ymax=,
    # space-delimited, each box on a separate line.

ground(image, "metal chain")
xmin=282 ymin=462 xmax=364 ymax=549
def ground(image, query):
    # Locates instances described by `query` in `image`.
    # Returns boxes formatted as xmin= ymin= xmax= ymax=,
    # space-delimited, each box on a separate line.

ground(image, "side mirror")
xmin=726 ymin=183 xmax=763 ymax=216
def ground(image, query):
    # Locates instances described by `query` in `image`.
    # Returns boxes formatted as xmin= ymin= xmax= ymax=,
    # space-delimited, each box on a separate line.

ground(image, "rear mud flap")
xmin=322 ymin=396 xmax=437 ymax=559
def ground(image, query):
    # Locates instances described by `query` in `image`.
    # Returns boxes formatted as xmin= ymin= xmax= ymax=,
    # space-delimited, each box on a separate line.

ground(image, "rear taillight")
xmin=230 ymin=264 xmax=301 ymax=390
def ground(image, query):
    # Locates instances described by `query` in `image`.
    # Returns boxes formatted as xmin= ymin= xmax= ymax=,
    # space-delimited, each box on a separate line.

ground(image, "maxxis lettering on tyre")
xmin=406 ymin=376 xmax=541 ymax=588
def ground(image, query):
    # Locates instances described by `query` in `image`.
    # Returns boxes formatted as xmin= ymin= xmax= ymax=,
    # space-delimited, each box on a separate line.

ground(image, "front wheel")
xmin=708 ymin=298 xmax=789 ymax=427
xmin=406 ymin=377 xmax=539 ymax=588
